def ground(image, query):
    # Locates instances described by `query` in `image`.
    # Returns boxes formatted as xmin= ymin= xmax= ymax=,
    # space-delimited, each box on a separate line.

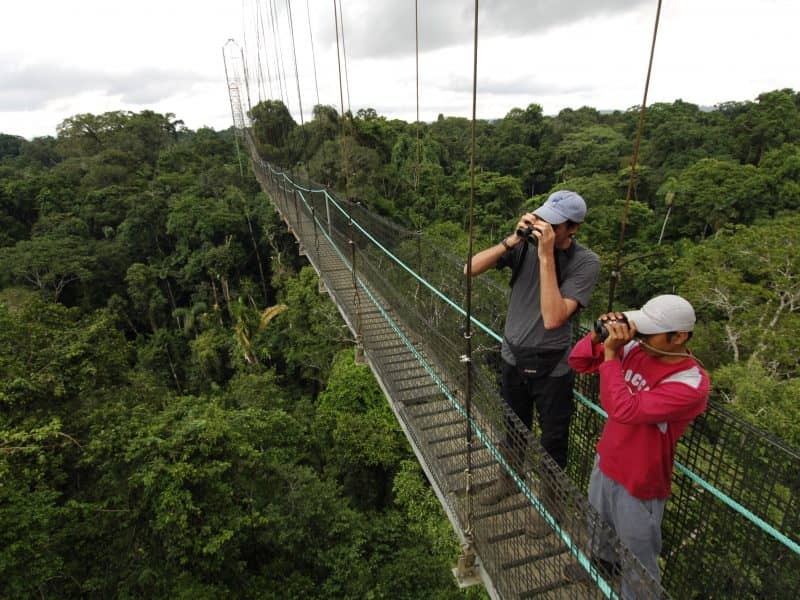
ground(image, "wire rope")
xmin=333 ymin=0 xmax=350 ymax=199
xmin=461 ymin=0 xmax=480 ymax=548
xmin=257 ymin=0 xmax=275 ymax=98
xmin=305 ymin=0 xmax=321 ymax=107
xmin=267 ymin=0 xmax=288 ymax=106
xmin=239 ymin=1 xmax=254 ymax=113
xmin=253 ymin=0 xmax=266 ymax=101
xmin=607 ymin=0 xmax=663 ymax=311
xmin=414 ymin=0 xmax=421 ymax=191
xmin=285 ymin=0 xmax=306 ymax=124
xmin=336 ymin=0 xmax=352 ymax=113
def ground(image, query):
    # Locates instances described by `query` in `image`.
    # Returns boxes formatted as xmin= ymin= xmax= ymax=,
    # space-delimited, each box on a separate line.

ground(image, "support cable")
xmin=336 ymin=0 xmax=352 ymax=113
xmin=459 ymin=0 xmax=480 ymax=572
xmin=333 ymin=0 xmax=351 ymax=199
xmin=252 ymin=0 xmax=266 ymax=101
xmin=257 ymin=0 xmax=275 ymax=98
xmin=267 ymin=0 xmax=288 ymax=106
xmin=239 ymin=4 xmax=254 ymax=114
xmin=285 ymin=0 xmax=306 ymax=125
xmin=414 ymin=0 xmax=421 ymax=191
xmin=306 ymin=0 xmax=321 ymax=107
xmin=240 ymin=1 xmax=253 ymax=98
xmin=607 ymin=0 xmax=663 ymax=311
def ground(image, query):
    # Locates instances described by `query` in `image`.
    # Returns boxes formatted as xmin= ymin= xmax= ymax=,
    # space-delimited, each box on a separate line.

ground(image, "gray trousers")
xmin=588 ymin=455 xmax=666 ymax=599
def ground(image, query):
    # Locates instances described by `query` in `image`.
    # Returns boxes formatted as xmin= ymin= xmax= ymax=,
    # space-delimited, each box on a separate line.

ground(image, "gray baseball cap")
xmin=533 ymin=190 xmax=587 ymax=224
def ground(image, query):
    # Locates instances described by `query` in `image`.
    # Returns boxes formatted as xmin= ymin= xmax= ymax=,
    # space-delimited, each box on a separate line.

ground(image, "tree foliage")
xmin=2 ymin=86 xmax=800 ymax=596
xmin=0 ymin=110 xmax=475 ymax=598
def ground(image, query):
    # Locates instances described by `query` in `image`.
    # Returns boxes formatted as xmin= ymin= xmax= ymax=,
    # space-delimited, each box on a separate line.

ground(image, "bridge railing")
xmin=246 ymin=136 xmax=799 ymax=598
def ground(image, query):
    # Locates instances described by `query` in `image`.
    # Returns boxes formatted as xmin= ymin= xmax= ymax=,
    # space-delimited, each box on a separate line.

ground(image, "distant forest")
xmin=0 ymin=88 xmax=798 ymax=597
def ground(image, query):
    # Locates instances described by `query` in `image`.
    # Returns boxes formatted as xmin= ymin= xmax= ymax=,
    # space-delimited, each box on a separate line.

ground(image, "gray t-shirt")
xmin=497 ymin=240 xmax=600 ymax=375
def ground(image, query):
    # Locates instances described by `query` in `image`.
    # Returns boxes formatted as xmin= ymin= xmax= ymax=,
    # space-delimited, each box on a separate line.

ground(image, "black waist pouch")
xmin=505 ymin=338 xmax=565 ymax=380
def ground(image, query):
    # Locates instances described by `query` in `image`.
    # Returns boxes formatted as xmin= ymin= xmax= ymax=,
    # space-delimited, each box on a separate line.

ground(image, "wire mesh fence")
xmin=247 ymin=139 xmax=799 ymax=599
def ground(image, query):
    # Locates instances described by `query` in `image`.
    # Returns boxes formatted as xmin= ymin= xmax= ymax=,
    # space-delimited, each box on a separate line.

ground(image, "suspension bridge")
xmin=222 ymin=2 xmax=800 ymax=597
xmin=236 ymin=129 xmax=799 ymax=598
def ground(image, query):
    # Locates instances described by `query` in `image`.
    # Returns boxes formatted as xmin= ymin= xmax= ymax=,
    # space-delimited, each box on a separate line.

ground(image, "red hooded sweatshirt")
xmin=569 ymin=335 xmax=709 ymax=499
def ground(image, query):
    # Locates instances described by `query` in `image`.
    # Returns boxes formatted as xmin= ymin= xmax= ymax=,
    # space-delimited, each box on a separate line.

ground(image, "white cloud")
xmin=0 ymin=0 xmax=798 ymax=139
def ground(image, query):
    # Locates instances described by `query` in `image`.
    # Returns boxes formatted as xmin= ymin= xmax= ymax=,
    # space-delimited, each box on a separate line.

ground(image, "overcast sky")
xmin=2 ymin=0 xmax=798 ymax=139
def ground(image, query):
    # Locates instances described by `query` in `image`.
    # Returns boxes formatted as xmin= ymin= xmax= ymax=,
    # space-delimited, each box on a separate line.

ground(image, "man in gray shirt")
xmin=465 ymin=191 xmax=600 ymax=525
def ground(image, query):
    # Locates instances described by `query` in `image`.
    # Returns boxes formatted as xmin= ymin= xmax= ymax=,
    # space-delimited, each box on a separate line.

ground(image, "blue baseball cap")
xmin=533 ymin=190 xmax=587 ymax=224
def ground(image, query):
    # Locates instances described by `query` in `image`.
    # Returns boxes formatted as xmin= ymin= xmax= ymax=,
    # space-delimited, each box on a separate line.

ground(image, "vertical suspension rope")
xmin=414 ymin=0 xmax=421 ymax=191
xmin=348 ymin=209 xmax=364 ymax=358
xmin=607 ymin=0 xmax=663 ymax=311
xmin=240 ymin=0 xmax=252 ymax=98
xmin=462 ymin=0 xmax=480 ymax=543
xmin=305 ymin=0 xmax=321 ymax=107
xmin=333 ymin=0 xmax=361 ymax=354
xmin=336 ymin=0 xmax=352 ymax=113
xmin=285 ymin=0 xmax=305 ymax=125
xmin=257 ymin=0 xmax=275 ymax=98
xmin=267 ymin=0 xmax=288 ymax=106
xmin=333 ymin=0 xmax=351 ymax=200
xmin=238 ymin=5 xmax=254 ymax=115
xmin=252 ymin=0 xmax=265 ymax=101
xmin=239 ymin=47 xmax=254 ymax=121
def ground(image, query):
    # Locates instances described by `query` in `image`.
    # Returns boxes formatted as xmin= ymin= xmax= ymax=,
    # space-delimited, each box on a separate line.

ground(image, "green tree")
xmin=0 ymin=234 xmax=96 ymax=302
xmin=670 ymin=158 xmax=768 ymax=238
xmin=249 ymin=100 xmax=297 ymax=163
xmin=674 ymin=215 xmax=800 ymax=378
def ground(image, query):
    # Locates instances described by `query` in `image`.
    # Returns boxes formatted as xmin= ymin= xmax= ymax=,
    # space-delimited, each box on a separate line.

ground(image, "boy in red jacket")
xmin=567 ymin=294 xmax=709 ymax=595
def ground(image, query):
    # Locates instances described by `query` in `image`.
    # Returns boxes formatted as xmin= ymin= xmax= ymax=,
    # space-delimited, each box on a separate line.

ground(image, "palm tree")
xmin=233 ymin=297 xmax=288 ymax=365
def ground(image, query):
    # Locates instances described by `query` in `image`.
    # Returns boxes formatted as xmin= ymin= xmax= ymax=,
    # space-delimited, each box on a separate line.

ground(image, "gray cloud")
xmin=320 ymin=0 xmax=650 ymax=59
xmin=0 ymin=60 xmax=212 ymax=111
xmin=438 ymin=73 xmax=590 ymax=97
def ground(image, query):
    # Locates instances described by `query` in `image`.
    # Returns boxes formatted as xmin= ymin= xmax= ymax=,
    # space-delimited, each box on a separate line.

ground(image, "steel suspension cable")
xmin=336 ymin=0 xmax=352 ymax=113
xmin=607 ymin=0 xmax=663 ymax=311
xmin=239 ymin=2 xmax=254 ymax=113
xmin=267 ymin=0 xmax=288 ymax=106
xmin=333 ymin=0 xmax=350 ymax=200
xmin=285 ymin=0 xmax=305 ymax=125
xmin=257 ymin=0 xmax=275 ymax=98
xmin=462 ymin=0 xmax=480 ymax=553
xmin=305 ymin=0 xmax=321 ymax=107
xmin=414 ymin=0 xmax=421 ymax=191
xmin=253 ymin=0 xmax=266 ymax=101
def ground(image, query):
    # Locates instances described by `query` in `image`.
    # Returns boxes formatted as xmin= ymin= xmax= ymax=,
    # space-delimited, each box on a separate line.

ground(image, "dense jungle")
xmin=1 ymin=88 xmax=798 ymax=597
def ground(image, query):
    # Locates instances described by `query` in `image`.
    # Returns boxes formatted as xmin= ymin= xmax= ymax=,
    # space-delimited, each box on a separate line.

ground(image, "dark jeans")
xmin=501 ymin=359 xmax=575 ymax=469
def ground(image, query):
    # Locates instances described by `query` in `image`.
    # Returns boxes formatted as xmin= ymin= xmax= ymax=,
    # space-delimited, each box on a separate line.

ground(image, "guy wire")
xmin=607 ymin=0 xmax=663 ymax=311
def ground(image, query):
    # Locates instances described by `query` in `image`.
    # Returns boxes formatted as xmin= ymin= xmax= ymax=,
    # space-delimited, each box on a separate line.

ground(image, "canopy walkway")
xmin=243 ymin=132 xmax=799 ymax=598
